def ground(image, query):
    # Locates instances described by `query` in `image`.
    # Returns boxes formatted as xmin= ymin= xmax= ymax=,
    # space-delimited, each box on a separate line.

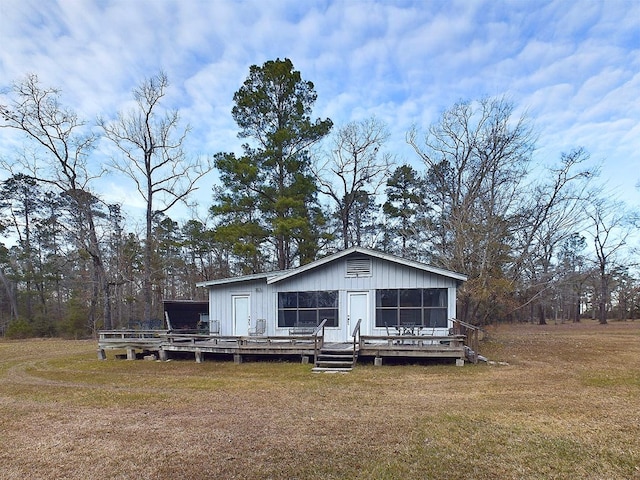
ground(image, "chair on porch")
xmin=249 ymin=319 xmax=266 ymax=336
xmin=209 ymin=320 xmax=220 ymax=335
xmin=384 ymin=323 xmax=399 ymax=346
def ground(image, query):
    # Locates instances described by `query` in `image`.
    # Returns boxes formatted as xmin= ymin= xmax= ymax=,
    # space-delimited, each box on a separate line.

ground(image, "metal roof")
xmin=196 ymin=247 xmax=467 ymax=288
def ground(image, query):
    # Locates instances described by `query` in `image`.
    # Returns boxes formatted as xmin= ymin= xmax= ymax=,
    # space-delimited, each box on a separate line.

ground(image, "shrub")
xmin=5 ymin=318 xmax=35 ymax=339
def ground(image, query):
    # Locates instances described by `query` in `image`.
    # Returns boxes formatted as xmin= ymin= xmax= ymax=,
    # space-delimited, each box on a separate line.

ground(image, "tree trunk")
xmin=538 ymin=303 xmax=547 ymax=325
xmin=86 ymin=206 xmax=111 ymax=330
xmin=342 ymin=210 xmax=349 ymax=250
xmin=144 ymin=192 xmax=153 ymax=324
xmin=276 ymin=235 xmax=286 ymax=270
xmin=0 ymin=269 xmax=19 ymax=320
xmin=599 ymin=267 xmax=608 ymax=324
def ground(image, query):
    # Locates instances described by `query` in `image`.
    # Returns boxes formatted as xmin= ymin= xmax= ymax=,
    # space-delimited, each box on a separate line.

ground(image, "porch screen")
xmin=278 ymin=291 xmax=339 ymax=328
xmin=375 ymin=288 xmax=448 ymax=328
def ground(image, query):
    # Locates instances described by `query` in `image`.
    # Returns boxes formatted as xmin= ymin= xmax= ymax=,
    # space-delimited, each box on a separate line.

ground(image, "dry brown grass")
xmin=1 ymin=320 xmax=639 ymax=479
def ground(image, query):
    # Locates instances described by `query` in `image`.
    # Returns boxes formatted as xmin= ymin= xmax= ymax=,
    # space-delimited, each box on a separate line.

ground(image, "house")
xmin=97 ymin=247 xmax=475 ymax=368
xmin=196 ymin=247 xmax=467 ymax=344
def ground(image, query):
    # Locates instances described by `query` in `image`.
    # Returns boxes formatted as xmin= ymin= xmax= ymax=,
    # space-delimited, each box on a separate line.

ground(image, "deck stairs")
xmin=312 ymin=344 xmax=358 ymax=372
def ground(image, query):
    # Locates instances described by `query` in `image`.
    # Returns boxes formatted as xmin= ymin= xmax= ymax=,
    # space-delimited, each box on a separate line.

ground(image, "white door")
xmin=233 ymin=295 xmax=250 ymax=336
xmin=347 ymin=292 xmax=369 ymax=340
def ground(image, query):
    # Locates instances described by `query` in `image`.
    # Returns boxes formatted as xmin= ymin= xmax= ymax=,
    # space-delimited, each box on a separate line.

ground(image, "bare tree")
xmin=586 ymin=197 xmax=631 ymax=324
xmin=514 ymin=150 xmax=594 ymax=265
xmin=0 ymin=74 xmax=113 ymax=330
xmin=557 ymin=233 xmax=589 ymax=322
xmin=313 ymin=117 xmax=393 ymax=250
xmin=408 ymin=97 xmax=535 ymax=324
xmin=100 ymin=72 xmax=213 ymax=322
xmin=512 ymin=148 xmax=595 ymax=324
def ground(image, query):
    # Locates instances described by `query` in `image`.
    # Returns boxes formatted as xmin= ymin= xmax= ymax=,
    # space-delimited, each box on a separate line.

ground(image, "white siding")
xmin=208 ymin=279 xmax=277 ymax=336
xmin=273 ymin=257 xmax=457 ymax=291
xmin=207 ymin=254 xmax=461 ymax=341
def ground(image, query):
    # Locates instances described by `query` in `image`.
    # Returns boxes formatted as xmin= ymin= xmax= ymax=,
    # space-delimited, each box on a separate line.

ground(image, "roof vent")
xmin=346 ymin=258 xmax=372 ymax=277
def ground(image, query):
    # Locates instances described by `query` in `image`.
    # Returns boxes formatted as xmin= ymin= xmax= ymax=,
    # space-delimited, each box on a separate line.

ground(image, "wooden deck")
xmin=98 ymin=329 xmax=472 ymax=366
xmin=359 ymin=334 xmax=467 ymax=359
xmin=162 ymin=333 xmax=323 ymax=360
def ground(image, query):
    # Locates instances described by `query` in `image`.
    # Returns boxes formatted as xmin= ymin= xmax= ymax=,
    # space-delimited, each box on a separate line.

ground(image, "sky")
xmin=0 ymin=0 xmax=639 ymax=228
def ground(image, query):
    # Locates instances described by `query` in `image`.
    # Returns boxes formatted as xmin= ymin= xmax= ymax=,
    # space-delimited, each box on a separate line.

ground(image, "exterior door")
xmin=347 ymin=291 xmax=369 ymax=340
xmin=233 ymin=295 xmax=250 ymax=336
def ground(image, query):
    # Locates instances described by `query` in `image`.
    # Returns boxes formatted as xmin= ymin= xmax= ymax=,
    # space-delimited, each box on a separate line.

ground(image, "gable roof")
xmin=195 ymin=270 xmax=283 ymax=288
xmin=196 ymin=247 xmax=467 ymax=288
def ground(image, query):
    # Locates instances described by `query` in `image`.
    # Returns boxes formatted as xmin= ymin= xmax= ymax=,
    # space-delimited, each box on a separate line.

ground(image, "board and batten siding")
xmin=208 ymin=279 xmax=277 ymax=336
xmin=274 ymin=257 xmax=457 ymax=291
xmin=206 ymin=255 xmax=460 ymax=341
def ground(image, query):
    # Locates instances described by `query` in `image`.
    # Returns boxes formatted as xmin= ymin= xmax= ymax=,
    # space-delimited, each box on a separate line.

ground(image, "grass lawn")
xmin=1 ymin=320 xmax=639 ymax=479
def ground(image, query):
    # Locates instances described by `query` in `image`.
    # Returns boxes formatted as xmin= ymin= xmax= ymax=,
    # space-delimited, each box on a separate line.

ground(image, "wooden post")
xmin=97 ymin=349 xmax=106 ymax=360
xmin=233 ymin=354 xmax=243 ymax=364
xmin=158 ymin=349 xmax=168 ymax=362
xmin=127 ymin=348 xmax=136 ymax=360
xmin=195 ymin=349 xmax=203 ymax=364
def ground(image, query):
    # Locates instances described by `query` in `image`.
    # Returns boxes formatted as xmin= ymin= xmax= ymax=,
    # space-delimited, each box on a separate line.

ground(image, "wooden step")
xmin=316 ymin=360 xmax=353 ymax=368
xmin=312 ymin=366 xmax=353 ymax=373
xmin=317 ymin=354 xmax=353 ymax=361
xmin=314 ymin=348 xmax=357 ymax=372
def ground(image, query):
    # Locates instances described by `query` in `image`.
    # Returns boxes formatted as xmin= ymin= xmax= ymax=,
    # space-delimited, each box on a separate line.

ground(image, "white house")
xmin=196 ymin=247 xmax=467 ymax=344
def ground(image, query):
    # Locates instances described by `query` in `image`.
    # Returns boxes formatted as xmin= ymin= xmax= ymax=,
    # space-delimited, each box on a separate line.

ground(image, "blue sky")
xmin=1 ymin=0 xmax=638 ymax=224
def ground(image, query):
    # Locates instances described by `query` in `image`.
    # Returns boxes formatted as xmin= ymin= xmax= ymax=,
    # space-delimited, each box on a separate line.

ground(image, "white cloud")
xmin=0 ymin=0 xmax=638 ymax=223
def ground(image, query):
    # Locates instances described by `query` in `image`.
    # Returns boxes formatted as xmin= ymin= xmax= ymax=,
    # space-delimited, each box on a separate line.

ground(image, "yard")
xmin=1 ymin=320 xmax=639 ymax=479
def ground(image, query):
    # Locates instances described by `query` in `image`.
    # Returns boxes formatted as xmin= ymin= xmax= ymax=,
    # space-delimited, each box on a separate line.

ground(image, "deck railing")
xmin=99 ymin=329 xmax=167 ymax=340
xmin=351 ymin=319 xmax=362 ymax=367
xmin=98 ymin=329 xmax=167 ymax=349
xmin=162 ymin=332 xmax=320 ymax=347
xmin=312 ymin=319 xmax=328 ymax=365
xmin=451 ymin=319 xmax=484 ymax=364
xmin=359 ymin=334 xmax=466 ymax=348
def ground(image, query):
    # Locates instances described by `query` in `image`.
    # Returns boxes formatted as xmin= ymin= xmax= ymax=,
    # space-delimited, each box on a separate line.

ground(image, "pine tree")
xmin=212 ymin=58 xmax=332 ymax=271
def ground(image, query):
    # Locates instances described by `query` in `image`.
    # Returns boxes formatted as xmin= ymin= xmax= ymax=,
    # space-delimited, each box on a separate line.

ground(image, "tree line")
xmin=1 ymin=58 xmax=637 ymax=337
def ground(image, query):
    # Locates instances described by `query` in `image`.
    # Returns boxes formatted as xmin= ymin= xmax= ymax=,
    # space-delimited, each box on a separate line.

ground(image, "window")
xmin=375 ymin=288 xmax=448 ymax=328
xmin=278 ymin=291 xmax=339 ymax=328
